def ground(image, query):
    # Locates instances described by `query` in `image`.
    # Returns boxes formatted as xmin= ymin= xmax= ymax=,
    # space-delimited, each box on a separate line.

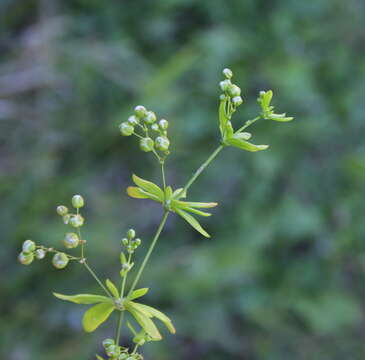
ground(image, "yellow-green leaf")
xmin=106 ymin=279 xmax=119 ymax=298
xmin=176 ymin=201 xmax=218 ymax=208
xmin=175 ymin=208 xmax=210 ymax=238
xmin=226 ymin=136 xmax=269 ymax=152
xmin=128 ymin=288 xmax=149 ymax=301
xmin=172 ymin=188 xmax=186 ymax=199
xmin=82 ymin=303 xmax=115 ymax=333
xmin=53 ymin=292 xmax=111 ymax=305
xmin=132 ymin=175 xmax=164 ymax=201
xmin=127 ymin=186 xmax=161 ymax=202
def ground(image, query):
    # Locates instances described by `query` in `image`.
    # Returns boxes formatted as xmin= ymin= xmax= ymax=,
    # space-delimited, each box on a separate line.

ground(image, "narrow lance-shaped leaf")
xmin=268 ymin=113 xmax=294 ymax=122
xmin=225 ymin=136 xmax=269 ymax=152
xmin=172 ymin=188 xmax=186 ymax=199
xmin=175 ymin=208 xmax=210 ymax=238
xmin=128 ymin=288 xmax=149 ymax=301
xmin=132 ymin=175 xmax=164 ymax=201
xmin=106 ymin=279 xmax=119 ymax=298
xmin=82 ymin=303 xmax=115 ymax=333
xmin=53 ymin=293 xmax=111 ymax=305
xmin=175 ymin=201 xmax=218 ymax=208
xmin=127 ymin=186 xmax=161 ymax=202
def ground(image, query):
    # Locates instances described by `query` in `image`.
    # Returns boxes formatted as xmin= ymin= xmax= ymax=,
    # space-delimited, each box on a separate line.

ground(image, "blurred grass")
xmin=1 ymin=0 xmax=365 ymax=359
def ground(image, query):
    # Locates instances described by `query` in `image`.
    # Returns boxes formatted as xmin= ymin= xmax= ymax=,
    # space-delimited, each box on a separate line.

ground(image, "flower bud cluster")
xmin=101 ymin=338 xmax=143 ymax=360
xmin=119 ymin=105 xmax=170 ymax=156
xmin=57 ymin=195 xmax=85 ymax=229
xmin=219 ymin=68 xmax=243 ymax=107
xmin=121 ymin=228 xmax=141 ymax=255
xmin=18 ymin=240 xmax=43 ymax=265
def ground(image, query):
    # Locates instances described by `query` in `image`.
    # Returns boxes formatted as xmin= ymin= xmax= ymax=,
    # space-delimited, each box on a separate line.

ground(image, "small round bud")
xmin=106 ymin=344 xmax=120 ymax=357
xmin=139 ymin=137 xmax=154 ymax=152
xmin=259 ymin=90 xmax=265 ymax=96
xmin=102 ymin=338 xmax=115 ymax=348
xmin=219 ymin=79 xmax=231 ymax=92
xmin=56 ymin=205 xmax=68 ymax=216
xmin=127 ymin=229 xmax=136 ymax=239
xmin=52 ymin=252 xmax=69 ymax=269
xmin=119 ymin=122 xmax=134 ymax=136
xmin=63 ymin=232 xmax=79 ymax=249
xmin=35 ymin=248 xmax=46 ymax=259
xmin=127 ymin=245 xmax=134 ymax=254
xmin=228 ymin=84 xmax=241 ymax=97
xmin=121 ymin=238 xmax=129 ymax=246
xmin=128 ymin=115 xmax=139 ymax=126
xmin=144 ymin=111 xmax=157 ymax=124
xmin=223 ymin=68 xmax=233 ymax=79
xmin=155 ymin=136 xmax=170 ymax=151
xmin=22 ymin=239 xmax=36 ymax=253
xmin=72 ymin=194 xmax=84 ymax=208
xmin=151 ymin=124 xmax=159 ymax=131
xmin=134 ymin=238 xmax=141 ymax=247
xmin=18 ymin=252 xmax=34 ymax=265
xmin=158 ymin=119 xmax=169 ymax=130
xmin=134 ymin=105 xmax=147 ymax=118
xmin=232 ymin=96 xmax=243 ymax=106
xmin=69 ymin=214 xmax=84 ymax=228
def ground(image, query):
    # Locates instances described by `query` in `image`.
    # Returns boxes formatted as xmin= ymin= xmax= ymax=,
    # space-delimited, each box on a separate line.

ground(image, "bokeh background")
xmin=1 ymin=1 xmax=365 ymax=359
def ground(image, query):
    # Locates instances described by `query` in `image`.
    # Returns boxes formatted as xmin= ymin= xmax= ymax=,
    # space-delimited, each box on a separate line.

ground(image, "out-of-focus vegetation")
xmin=1 ymin=1 xmax=365 ymax=359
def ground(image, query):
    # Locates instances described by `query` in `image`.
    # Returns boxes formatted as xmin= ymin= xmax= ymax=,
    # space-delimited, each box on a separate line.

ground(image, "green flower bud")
xmin=121 ymin=238 xmax=129 ymax=246
xmin=35 ymin=248 xmax=46 ymax=259
xmin=69 ymin=214 xmax=84 ymax=228
xmin=134 ymin=105 xmax=147 ymax=118
xmin=72 ymin=194 xmax=84 ymax=208
xmin=127 ymin=229 xmax=136 ymax=239
xmin=133 ymin=334 xmax=146 ymax=346
xmin=158 ymin=119 xmax=168 ymax=130
xmin=126 ymin=245 xmax=134 ymax=254
xmin=155 ymin=136 xmax=170 ymax=151
xmin=52 ymin=252 xmax=69 ymax=269
xmin=223 ymin=68 xmax=233 ymax=79
xmin=219 ymin=94 xmax=226 ymax=101
xmin=128 ymin=115 xmax=139 ymax=126
xmin=102 ymin=338 xmax=115 ymax=348
xmin=22 ymin=239 xmax=36 ymax=253
xmin=56 ymin=205 xmax=68 ymax=216
xmin=151 ymin=124 xmax=159 ymax=132
xmin=106 ymin=345 xmax=120 ymax=357
xmin=119 ymin=122 xmax=134 ymax=136
xmin=232 ymin=96 xmax=243 ymax=106
xmin=63 ymin=232 xmax=79 ymax=249
xmin=134 ymin=238 xmax=141 ymax=247
xmin=219 ymin=79 xmax=231 ymax=92
xmin=144 ymin=111 xmax=157 ymax=124
xmin=18 ymin=252 xmax=34 ymax=265
xmin=139 ymin=137 xmax=154 ymax=152
xmin=63 ymin=214 xmax=70 ymax=224
xmin=228 ymin=84 xmax=241 ymax=97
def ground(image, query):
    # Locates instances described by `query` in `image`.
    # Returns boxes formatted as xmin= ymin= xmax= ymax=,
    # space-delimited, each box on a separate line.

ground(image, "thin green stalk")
xmin=182 ymin=145 xmax=224 ymax=194
xmin=236 ymin=116 xmax=261 ymax=133
xmin=128 ymin=211 xmax=169 ymax=295
xmin=115 ymin=253 xmax=132 ymax=344
xmin=161 ymin=161 xmax=166 ymax=190
xmin=83 ymin=261 xmax=112 ymax=298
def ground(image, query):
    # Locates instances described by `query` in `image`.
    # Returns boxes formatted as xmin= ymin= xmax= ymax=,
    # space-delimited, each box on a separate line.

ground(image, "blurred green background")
xmin=1 ymin=0 xmax=365 ymax=359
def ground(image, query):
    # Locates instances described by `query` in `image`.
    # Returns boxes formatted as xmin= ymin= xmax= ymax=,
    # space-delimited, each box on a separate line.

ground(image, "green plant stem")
xmin=128 ymin=211 xmax=169 ymax=295
xmin=236 ymin=116 xmax=261 ymax=133
xmin=161 ymin=161 xmax=166 ymax=190
xmin=182 ymin=144 xmax=224 ymax=194
xmin=83 ymin=261 xmax=112 ymax=298
xmin=115 ymin=253 xmax=132 ymax=344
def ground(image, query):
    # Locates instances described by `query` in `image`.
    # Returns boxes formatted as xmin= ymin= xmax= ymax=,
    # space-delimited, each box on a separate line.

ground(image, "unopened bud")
xmin=63 ymin=232 xmax=79 ymax=249
xmin=139 ymin=137 xmax=154 ymax=152
xmin=144 ymin=111 xmax=157 ymax=124
xmin=232 ymin=96 xmax=243 ymax=106
xmin=22 ymin=239 xmax=36 ymax=253
xmin=102 ymin=338 xmax=115 ymax=348
xmin=134 ymin=105 xmax=147 ymax=118
xmin=155 ymin=136 xmax=170 ymax=151
xmin=223 ymin=68 xmax=233 ymax=79
xmin=228 ymin=84 xmax=241 ymax=97
xmin=35 ymin=248 xmax=46 ymax=259
xmin=127 ymin=229 xmax=136 ymax=239
xmin=128 ymin=115 xmax=139 ymax=126
xmin=52 ymin=252 xmax=69 ymax=269
xmin=69 ymin=214 xmax=84 ymax=228
xmin=56 ymin=205 xmax=68 ymax=216
xmin=18 ymin=252 xmax=34 ymax=265
xmin=158 ymin=119 xmax=168 ymax=130
xmin=72 ymin=194 xmax=84 ymax=208
xmin=119 ymin=122 xmax=134 ymax=136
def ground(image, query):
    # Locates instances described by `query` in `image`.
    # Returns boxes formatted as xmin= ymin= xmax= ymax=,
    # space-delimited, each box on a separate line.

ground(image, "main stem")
xmin=128 ymin=211 xmax=169 ymax=295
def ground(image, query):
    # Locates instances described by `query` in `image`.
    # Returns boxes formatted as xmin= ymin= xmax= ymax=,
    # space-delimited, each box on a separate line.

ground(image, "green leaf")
xmin=132 ymin=175 xmax=164 ymax=201
xmin=219 ymin=98 xmax=229 ymax=137
xmin=120 ymin=252 xmax=127 ymax=265
xmin=172 ymin=188 xmax=186 ymax=199
xmin=181 ymin=207 xmax=212 ymax=217
xmin=96 ymin=355 xmax=105 ymax=360
xmin=176 ymin=201 xmax=218 ymax=208
xmin=268 ymin=113 xmax=294 ymax=122
xmin=106 ymin=279 xmax=119 ymax=298
xmin=126 ymin=303 xmax=162 ymax=340
xmin=225 ymin=136 xmax=269 ymax=152
xmin=53 ymin=292 xmax=111 ymax=305
xmin=127 ymin=321 xmax=138 ymax=336
xmin=82 ymin=303 xmax=115 ymax=333
xmin=128 ymin=288 xmax=149 ymax=301
xmin=234 ymin=132 xmax=251 ymax=140
xmin=130 ymin=301 xmax=176 ymax=334
xmin=164 ymin=186 xmax=173 ymax=201
xmin=175 ymin=208 xmax=210 ymax=238
xmin=127 ymin=186 xmax=161 ymax=202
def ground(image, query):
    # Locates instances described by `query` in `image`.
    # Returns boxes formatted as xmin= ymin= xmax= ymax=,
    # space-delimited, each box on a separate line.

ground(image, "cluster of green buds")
xmin=119 ymin=105 xmax=170 ymax=158
xmin=219 ymin=68 xmax=243 ymax=108
xmin=120 ymin=229 xmax=141 ymax=277
xmin=97 ymin=338 xmax=143 ymax=360
xmin=18 ymin=240 xmax=46 ymax=265
xmin=56 ymin=194 xmax=85 ymax=228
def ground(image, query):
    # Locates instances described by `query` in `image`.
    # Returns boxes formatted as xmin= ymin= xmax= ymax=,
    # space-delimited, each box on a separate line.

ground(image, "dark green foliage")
xmin=1 ymin=0 xmax=365 ymax=359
